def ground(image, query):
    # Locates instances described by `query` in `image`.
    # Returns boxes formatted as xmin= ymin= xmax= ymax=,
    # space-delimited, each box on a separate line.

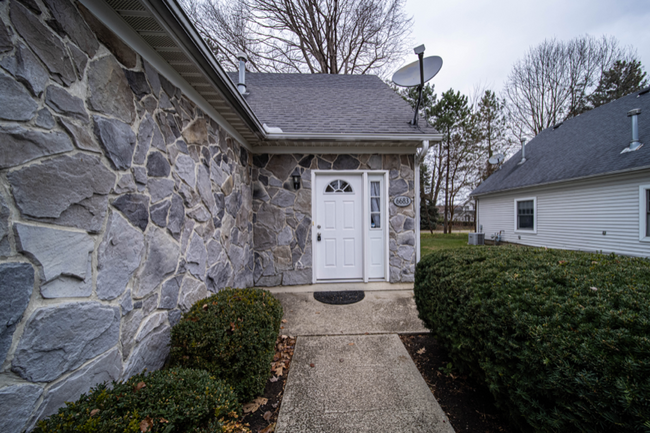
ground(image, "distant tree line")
xmin=177 ymin=4 xmax=647 ymax=233
xmin=404 ymin=35 xmax=647 ymax=233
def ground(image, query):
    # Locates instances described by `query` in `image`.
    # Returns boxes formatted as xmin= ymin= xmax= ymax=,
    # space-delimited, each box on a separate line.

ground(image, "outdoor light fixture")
xmin=292 ymin=174 xmax=301 ymax=190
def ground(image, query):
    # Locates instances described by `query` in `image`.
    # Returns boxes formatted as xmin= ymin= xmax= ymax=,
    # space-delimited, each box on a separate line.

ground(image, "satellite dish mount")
xmin=392 ymin=46 xmax=443 ymax=128
xmin=412 ymin=45 xmax=426 ymax=127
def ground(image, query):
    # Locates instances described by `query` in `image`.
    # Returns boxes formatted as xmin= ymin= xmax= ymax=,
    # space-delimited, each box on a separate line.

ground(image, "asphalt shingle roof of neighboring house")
xmin=227 ymin=72 xmax=436 ymax=135
xmin=472 ymin=88 xmax=650 ymax=197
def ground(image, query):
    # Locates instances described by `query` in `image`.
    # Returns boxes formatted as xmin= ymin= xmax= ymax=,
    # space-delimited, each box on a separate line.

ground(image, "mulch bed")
xmin=240 ymin=334 xmax=296 ymax=433
xmin=400 ymin=334 xmax=520 ymax=433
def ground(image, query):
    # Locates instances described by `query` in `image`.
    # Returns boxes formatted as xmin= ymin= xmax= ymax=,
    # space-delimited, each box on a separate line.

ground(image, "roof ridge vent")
xmin=638 ymin=86 xmax=650 ymax=97
xmin=552 ymin=122 xmax=563 ymax=130
xmin=621 ymin=108 xmax=643 ymax=153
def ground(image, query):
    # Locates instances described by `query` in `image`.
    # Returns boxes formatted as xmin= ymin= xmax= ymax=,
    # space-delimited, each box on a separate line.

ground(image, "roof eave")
xmin=471 ymin=164 xmax=650 ymax=198
xmin=264 ymin=132 xmax=443 ymax=142
xmin=142 ymin=0 xmax=266 ymax=138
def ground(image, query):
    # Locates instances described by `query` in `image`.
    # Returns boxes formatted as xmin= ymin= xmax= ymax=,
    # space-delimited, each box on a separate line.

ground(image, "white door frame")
xmin=311 ymin=170 xmax=389 ymax=283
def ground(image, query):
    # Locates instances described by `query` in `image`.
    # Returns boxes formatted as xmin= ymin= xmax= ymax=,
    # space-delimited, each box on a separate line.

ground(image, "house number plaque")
xmin=393 ymin=196 xmax=412 ymax=207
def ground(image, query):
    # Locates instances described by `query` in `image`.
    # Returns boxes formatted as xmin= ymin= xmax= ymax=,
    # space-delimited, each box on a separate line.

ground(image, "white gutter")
xmin=471 ymin=164 xmax=650 ymax=198
xmin=152 ymin=0 xmax=266 ymax=135
xmin=81 ymin=0 xmax=255 ymax=150
xmin=264 ymin=132 xmax=443 ymax=142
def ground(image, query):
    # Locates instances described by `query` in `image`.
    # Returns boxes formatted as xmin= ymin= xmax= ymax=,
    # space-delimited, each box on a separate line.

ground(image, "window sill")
xmin=514 ymin=229 xmax=537 ymax=235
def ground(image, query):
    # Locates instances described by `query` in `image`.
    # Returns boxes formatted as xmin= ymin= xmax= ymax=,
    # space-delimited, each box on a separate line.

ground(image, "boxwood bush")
xmin=34 ymin=367 xmax=240 ymax=433
xmin=414 ymin=246 xmax=650 ymax=432
xmin=169 ymin=288 xmax=283 ymax=403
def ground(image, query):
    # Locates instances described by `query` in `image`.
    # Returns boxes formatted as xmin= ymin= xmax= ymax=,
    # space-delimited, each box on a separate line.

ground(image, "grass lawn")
xmin=420 ymin=232 xmax=472 ymax=255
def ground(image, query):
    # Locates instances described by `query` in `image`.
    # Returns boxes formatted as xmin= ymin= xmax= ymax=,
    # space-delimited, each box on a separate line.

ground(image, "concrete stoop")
xmin=272 ymin=289 xmax=455 ymax=433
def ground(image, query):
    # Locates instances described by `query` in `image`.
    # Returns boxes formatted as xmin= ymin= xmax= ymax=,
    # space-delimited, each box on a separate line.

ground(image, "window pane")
xmin=371 ymin=197 xmax=380 ymax=212
xmin=517 ymin=200 xmax=534 ymax=229
xmin=519 ymin=215 xmax=534 ymax=229
xmin=371 ymin=213 xmax=381 ymax=228
xmin=370 ymin=181 xmax=381 ymax=196
xmin=326 ymin=179 xmax=353 ymax=193
xmin=647 ymin=190 xmax=650 ymax=237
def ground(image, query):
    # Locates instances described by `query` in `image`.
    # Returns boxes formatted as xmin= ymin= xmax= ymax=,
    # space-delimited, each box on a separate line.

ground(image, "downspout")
xmin=415 ymin=140 xmax=430 ymax=263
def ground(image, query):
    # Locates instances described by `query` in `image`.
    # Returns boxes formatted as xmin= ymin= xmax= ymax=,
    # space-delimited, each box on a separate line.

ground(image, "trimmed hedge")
xmin=34 ymin=367 xmax=240 ymax=433
xmin=414 ymin=247 xmax=650 ymax=432
xmin=169 ymin=288 xmax=283 ymax=403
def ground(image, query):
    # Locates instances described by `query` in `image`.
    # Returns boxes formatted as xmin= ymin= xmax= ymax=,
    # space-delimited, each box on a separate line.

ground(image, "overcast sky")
xmin=400 ymin=0 xmax=650 ymax=98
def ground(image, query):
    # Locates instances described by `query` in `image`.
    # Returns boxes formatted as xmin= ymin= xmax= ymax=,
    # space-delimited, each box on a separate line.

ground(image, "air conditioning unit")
xmin=468 ymin=233 xmax=485 ymax=245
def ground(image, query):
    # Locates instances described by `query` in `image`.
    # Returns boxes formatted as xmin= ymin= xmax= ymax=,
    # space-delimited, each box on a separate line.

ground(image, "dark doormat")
xmin=313 ymin=290 xmax=365 ymax=305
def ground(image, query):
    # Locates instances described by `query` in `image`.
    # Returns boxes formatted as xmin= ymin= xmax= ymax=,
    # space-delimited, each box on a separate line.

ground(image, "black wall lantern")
xmin=292 ymin=174 xmax=301 ymax=190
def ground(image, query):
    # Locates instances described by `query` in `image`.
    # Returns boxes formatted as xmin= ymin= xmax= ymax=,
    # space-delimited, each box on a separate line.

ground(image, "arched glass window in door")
xmin=325 ymin=179 xmax=353 ymax=193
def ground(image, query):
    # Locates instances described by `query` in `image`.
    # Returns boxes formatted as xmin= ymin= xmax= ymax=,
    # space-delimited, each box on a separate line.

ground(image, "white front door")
xmin=315 ymin=174 xmax=363 ymax=280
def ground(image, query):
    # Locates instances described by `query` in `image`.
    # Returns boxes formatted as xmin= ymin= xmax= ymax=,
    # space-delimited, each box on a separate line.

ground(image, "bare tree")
xmin=181 ymin=0 xmax=412 ymax=75
xmin=504 ymin=35 xmax=635 ymax=137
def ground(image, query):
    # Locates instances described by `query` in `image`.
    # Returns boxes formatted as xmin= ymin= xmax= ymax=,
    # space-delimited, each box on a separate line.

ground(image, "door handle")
xmin=317 ymin=232 xmax=321 ymax=241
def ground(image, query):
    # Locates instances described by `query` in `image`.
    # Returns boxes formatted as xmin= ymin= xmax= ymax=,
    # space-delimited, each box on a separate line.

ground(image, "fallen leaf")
xmin=348 ymin=342 xmax=354 ymax=346
xmin=309 ymin=363 xmax=315 ymax=368
xmin=242 ymin=402 xmax=259 ymax=414
xmin=90 ymin=409 xmax=100 ymax=417
xmin=280 ymin=326 xmax=284 ymax=329
xmin=269 ymin=376 xmax=279 ymax=382
xmin=274 ymin=365 xmax=283 ymax=376
xmin=230 ymin=322 xmax=235 ymax=331
xmin=281 ymin=335 xmax=287 ymax=339
xmin=417 ymin=348 xmax=426 ymax=355
xmin=243 ymin=397 xmax=267 ymax=414
xmin=281 ymin=319 xmax=287 ymax=323
xmin=315 ymin=311 xmax=320 ymax=314
xmin=202 ymin=304 xmax=208 ymax=310
xmin=590 ymin=287 xmax=598 ymax=291
xmin=263 ymin=411 xmax=273 ymax=421
xmin=260 ymin=423 xmax=276 ymax=433
xmin=139 ymin=416 xmax=153 ymax=432
xmin=159 ymin=418 xmax=168 ymax=423
xmin=134 ymin=381 xmax=146 ymax=392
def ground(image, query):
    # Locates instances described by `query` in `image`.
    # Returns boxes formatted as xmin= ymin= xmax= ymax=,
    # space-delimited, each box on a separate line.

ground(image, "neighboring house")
xmin=471 ymin=88 xmax=650 ymax=258
xmin=0 ymin=0 xmax=439 ymax=430
xmin=436 ymin=201 xmax=475 ymax=223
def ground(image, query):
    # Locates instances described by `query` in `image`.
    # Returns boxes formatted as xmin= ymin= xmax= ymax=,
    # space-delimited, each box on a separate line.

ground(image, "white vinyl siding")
xmin=476 ymin=169 xmax=650 ymax=258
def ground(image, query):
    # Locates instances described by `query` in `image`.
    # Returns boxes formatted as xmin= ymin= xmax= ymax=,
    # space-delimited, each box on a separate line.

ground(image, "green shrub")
xmin=414 ymin=247 xmax=650 ymax=433
xmin=34 ymin=367 xmax=240 ymax=433
xmin=169 ymin=288 xmax=283 ymax=403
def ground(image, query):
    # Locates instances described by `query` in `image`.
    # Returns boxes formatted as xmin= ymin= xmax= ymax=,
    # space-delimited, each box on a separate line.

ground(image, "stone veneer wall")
xmin=251 ymin=153 xmax=416 ymax=286
xmin=0 ymin=1 xmax=254 ymax=431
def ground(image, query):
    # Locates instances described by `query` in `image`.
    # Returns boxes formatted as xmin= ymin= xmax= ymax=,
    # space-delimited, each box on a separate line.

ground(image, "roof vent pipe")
xmin=622 ymin=108 xmax=643 ymax=153
xmin=237 ymin=52 xmax=247 ymax=95
xmin=518 ymin=138 xmax=526 ymax=164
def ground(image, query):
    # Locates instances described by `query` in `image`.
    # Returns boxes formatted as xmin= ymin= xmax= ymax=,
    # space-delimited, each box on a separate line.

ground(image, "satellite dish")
xmin=488 ymin=153 xmax=505 ymax=165
xmin=391 ymin=45 xmax=444 ymax=127
xmin=392 ymin=56 xmax=443 ymax=87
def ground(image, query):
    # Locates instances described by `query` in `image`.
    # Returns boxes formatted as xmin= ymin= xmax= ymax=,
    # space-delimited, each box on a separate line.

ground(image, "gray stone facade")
xmin=0 ymin=1 xmax=418 ymax=431
xmin=0 ymin=1 xmax=253 ymax=430
xmin=252 ymin=153 xmax=416 ymax=286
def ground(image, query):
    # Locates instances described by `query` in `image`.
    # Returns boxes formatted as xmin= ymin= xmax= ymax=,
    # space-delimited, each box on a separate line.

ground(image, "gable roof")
xmin=227 ymin=72 xmax=437 ymax=136
xmin=472 ymin=89 xmax=650 ymax=197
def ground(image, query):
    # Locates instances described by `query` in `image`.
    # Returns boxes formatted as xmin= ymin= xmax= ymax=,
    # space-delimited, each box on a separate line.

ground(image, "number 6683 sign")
xmin=393 ymin=196 xmax=412 ymax=207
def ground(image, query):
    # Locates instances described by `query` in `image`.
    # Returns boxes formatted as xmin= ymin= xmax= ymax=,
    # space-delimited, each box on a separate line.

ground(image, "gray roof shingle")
xmin=472 ymin=89 xmax=650 ymax=196
xmin=227 ymin=72 xmax=436 ymax=135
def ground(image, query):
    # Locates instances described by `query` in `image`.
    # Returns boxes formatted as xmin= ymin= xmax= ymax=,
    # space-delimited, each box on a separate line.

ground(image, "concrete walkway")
xmin=269 ymin=286 xmax=455 ymax=433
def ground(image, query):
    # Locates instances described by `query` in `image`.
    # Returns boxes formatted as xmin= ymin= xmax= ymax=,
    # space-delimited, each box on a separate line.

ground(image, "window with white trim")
xmin=514 ymin=197 xmax=537 ymax=233
xmin=641 ymin=185 xmax=650 ymax=241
